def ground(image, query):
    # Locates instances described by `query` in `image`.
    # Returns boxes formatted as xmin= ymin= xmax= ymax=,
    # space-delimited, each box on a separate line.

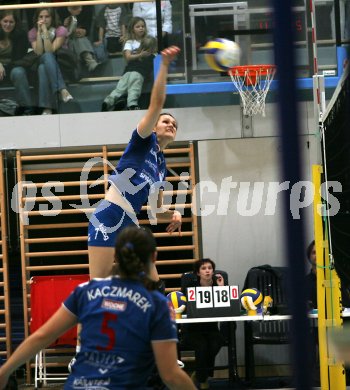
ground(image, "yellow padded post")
xmin=312 ymin=164 xmax=345 ymax=390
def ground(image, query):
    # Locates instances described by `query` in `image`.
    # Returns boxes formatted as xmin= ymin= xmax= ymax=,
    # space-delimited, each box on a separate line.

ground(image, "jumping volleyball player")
xmin=0 ymin=227 xmax=196 ymax=390
xmin=88 ymin=46 xmax=182 ymax=282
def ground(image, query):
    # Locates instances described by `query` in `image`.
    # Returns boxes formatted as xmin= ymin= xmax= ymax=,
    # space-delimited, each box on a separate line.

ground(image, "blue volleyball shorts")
xmin=88 ymin=200 xmax=137 ymax=247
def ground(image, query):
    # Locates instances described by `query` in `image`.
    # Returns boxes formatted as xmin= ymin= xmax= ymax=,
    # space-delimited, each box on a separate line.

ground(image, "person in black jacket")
xmin=181 ymin=259 xmax=226 ymax=390
xmin=306 ymin=240 xmax=350 ymax=309
xmin=0 ymin=10 xmax=33 ymax=114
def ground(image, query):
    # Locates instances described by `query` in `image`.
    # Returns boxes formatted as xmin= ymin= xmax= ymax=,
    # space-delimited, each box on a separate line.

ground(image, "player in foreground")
xmin=0 ymin=226 xmax=195 ymax=390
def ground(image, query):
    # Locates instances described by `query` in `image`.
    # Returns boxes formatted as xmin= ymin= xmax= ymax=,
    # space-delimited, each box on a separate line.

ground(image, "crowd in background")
xmin=0 ymin=1 xmax=174 ymax=115
xmin=1 ymin=0 xmax=347 ymax=116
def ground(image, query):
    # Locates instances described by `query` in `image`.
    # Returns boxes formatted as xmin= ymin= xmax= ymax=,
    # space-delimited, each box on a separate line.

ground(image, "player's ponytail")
xmin=115 ymin=226 xmax=157 ymax=289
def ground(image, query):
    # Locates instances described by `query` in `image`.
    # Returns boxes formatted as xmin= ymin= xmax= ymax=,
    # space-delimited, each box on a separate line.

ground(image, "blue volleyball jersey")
xmin=63 ymin=277 xmax=177 ymax=389
xmin=109 ymin=130 xmax=167 ymax=214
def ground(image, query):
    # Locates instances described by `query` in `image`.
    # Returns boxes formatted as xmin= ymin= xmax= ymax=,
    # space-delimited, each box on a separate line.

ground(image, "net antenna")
xmin=228 ymin=65 xmax=276 ymax=117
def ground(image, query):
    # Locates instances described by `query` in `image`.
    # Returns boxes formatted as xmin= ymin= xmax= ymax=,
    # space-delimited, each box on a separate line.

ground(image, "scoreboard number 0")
xmin=230 ymin=286 xmax=238 ymax=299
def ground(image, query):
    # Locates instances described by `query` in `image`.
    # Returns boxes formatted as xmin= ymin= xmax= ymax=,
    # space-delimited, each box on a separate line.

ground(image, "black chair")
xmin=243 ymin=265 xmax=290 ymax=385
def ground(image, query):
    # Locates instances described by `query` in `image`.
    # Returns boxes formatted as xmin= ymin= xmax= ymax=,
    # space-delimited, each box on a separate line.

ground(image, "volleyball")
xmin=167 ymin=291 xmax=187 ymax=311
xmin=203 ymin=38 xmax=241 ymax=72
xmin=240 ymin=288 xmax=263 ymax=311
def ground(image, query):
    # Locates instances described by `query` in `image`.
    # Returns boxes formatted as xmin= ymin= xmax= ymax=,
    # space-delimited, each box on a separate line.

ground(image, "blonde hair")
xmin=138 ymin=35 xmax=157 ymax=54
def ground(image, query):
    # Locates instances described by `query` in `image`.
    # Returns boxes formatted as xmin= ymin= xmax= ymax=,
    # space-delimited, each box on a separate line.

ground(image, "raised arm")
xmin=137 ymin=46 xmax=180 ymax=138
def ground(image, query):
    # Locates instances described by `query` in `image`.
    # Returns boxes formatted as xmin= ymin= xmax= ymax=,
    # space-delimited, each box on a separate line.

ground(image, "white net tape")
xmin=229 ymin=67 xmax=276 ymax=116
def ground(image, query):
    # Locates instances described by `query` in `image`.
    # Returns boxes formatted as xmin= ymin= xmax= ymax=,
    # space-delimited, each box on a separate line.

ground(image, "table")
xmin=176 ymin=315 xmax=260 ymax=386
xmin=176 ymin=310 xmax=350 ymax=385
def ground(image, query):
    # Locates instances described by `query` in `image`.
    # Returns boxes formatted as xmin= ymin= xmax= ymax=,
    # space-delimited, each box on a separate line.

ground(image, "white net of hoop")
xmin=229 ymin=66 xmax=276 ymax=116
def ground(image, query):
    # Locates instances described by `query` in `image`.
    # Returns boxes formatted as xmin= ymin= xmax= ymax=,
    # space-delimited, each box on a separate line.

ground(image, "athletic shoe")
xmin=68 ymin=356 xmax=76 ymax=373
xmin=113 ymin=97 xmax=127 ymax=111
xmin=101 ymin=102 xmax=112 ymax=112
xmin=177 ymin=359 xmax=185 ymax=369
xmin=127 ymin=105 xmax=140 ymax=110
xmin=60 ymin=89 xmax=73 ymax=103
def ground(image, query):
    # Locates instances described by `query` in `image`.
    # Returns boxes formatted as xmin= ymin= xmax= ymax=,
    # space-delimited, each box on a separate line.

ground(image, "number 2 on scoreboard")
xmin=187 ymin=287 xmax=196 ymax=301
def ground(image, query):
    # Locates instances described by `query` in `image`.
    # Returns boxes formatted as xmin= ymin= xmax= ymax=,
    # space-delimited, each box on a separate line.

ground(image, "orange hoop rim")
xmin=228 ymin=64 xmax=276 ymax=77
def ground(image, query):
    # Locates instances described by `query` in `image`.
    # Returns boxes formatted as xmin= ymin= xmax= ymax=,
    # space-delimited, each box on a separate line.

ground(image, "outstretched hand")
xmin=161 ymin=46 xmax=180 ymax=66
xmin=166 ymin=210 xmax=182 ymax=235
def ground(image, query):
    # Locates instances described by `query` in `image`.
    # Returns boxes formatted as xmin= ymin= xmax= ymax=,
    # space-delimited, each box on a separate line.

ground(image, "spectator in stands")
xmin=59 ymin=5 xmax=99 ymax=73
xmin=88 ymin=45 xmax=181 ymax=282
xmin=181 ymin=259 xmax=226 ymax=390
xmin=0 ymin=10 xmax=33 ymax=115
xmin=101 ymin=20 xmax=157 ymax=111
xmin=94 ymin=3 xmax=129 ymax=55
xmin=28 ymin=7 xmax=73 ymax=115
xmin=0 ymin=226 xmax=196 ymax=390
xmin=132 ymin=1 xmax=172 ymax=46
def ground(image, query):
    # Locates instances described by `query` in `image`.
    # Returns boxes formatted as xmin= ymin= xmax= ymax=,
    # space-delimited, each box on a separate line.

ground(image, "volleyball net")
xmin=321 ymin=61 xmax=350 ymax=285
xmin=312 ymin=60 xmax=349 ymax=390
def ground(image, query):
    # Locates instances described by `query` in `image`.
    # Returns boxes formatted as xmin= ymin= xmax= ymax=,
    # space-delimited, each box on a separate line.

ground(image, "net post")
xmin=312 ymin=74 xmax=326 ymax=176
xmin=313 ymin=74 xmax=326 ymax=123
xmin=309 ymin=0 xmax=319 ymax=75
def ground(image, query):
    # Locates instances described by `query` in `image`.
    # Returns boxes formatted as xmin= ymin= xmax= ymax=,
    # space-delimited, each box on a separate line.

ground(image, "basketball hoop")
xmin=228 ymin=65 xmax=276 ymax=117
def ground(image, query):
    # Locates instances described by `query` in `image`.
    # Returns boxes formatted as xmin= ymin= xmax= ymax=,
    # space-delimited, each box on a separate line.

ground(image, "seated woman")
xmin=181 ymin=258 xmax=226 ymax=390
xmin=0 ymin=10 xmax=33 ymax=115
xmin=28 ymin=7 xmax=73 ymax=115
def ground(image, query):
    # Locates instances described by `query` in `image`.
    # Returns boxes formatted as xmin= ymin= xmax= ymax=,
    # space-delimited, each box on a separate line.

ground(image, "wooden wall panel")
xmin=0 ymin=152 xmax=11 ymax=358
